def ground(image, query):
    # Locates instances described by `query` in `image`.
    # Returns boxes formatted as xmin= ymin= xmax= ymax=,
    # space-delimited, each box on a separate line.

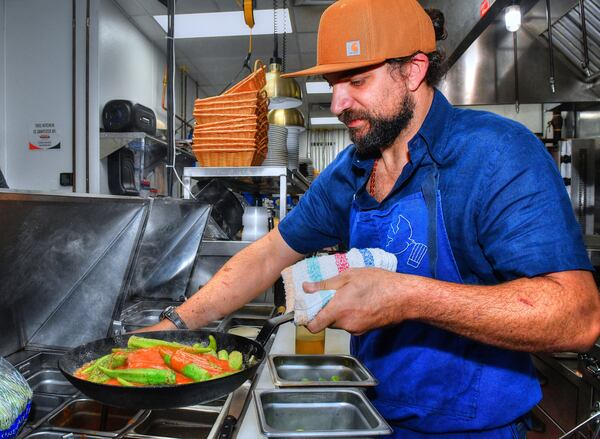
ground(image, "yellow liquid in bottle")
xmin=295 ymin=326 xmax=325 ymax=354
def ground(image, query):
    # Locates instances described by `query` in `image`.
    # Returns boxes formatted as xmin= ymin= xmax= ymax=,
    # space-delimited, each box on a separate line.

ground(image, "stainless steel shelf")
xmin=182 ymin=166 xmax=310 ymax=219
xmin=182 ymin=166 xmax=309 ymax=189
xmin=99 ymin=132 xmax=167 ymax=159
xmin=199 ymin=240 xmax=252 ymax=256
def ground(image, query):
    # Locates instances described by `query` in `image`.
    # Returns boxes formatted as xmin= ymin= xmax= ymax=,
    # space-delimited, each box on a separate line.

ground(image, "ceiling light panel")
xmin=306 ymin=81 xmax=332 ymax=94
xmin=154 ymin=9 xmax=292 ymax=38
xmin=310 ymin=117 xmax=343 ymax=126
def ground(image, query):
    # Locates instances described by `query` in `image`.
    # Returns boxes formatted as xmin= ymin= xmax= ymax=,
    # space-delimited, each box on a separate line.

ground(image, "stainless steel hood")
xmin=436 ymin=0 xmax=600 ymax=105
xmin=541 ymin=0 xmax=600 ymax=82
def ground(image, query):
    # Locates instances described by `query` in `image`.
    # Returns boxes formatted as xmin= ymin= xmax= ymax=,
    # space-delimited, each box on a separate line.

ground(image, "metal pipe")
xmin=579 ymin=0 xmax=591 ymax=77
xmin=166 ymin=0 xmax=175 ymax=197
xmin=179 ymin=67 xmax=184 ymax=124
xmin=72 ymin=0 xmax=77 ymax=192
xmin=545 ymin=0 xmax=556 ymax=93
xmin=585 ymin=69 xmax=600 ymax=83
xmin=85 ymin=0 xmax=90 ymax=193
xmin=557 ymin=410 xmax=600 ymax=438
xmin=513 ymin=31 xmax=520 ymax=114
xmin=183 ymin=73 xmax=187 ymax=137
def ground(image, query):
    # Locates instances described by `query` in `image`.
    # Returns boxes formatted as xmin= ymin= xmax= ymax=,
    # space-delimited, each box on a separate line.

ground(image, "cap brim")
xmin=281 ymin=58 xmax=387 ymax=78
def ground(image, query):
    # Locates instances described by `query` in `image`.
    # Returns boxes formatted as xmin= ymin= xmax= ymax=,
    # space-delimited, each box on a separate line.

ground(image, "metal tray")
xmin=125 ymin=393 xmax=232 ymax=439
xmin=217 ymin=317 xmax=266 ymax=340
xmin=127 ymin=408 xmax=221 ymax=439
xmin=23 ymin=430 xmax=107 ymax=439
xmin=231 ymin=303 xmax=275 ymax=319
xmin=15 ymin=352 xmax=66 ymax=378
xmin=267 ymin=355 xmax=378 ymax=387
xmin=254 ymin=388 xmax=391 ymax=438
xmin=27 ymin=369 xmax=79 ymax=396
xmin=28 ymin=394 xmax=68 ymax=426
xmin=45 ymin=398 xmax=144 ymax=435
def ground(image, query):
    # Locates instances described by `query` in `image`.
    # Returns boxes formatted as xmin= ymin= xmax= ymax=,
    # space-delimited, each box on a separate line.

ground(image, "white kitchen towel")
xmin=281 ymin=248 xmax=398 ymax=325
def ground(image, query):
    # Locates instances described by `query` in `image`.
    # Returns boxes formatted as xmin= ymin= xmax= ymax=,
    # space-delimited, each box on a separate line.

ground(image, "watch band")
xmin=159 ymin=306 xmax=188 ymax=330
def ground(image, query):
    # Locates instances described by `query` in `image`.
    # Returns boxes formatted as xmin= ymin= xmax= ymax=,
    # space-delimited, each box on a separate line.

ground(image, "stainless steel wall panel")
xmin=0 ymin=191 xmax=148 ymax=355
xmin=123 ymin=199 xmax=211 ymax=304
xmin=440 ymin=17 xmax=600 ymax=105
xmin=187 ymin=255 xmax=229 ymax=297
xmin=186 ymin=253 xmax=274 ymax=305
xmin=568 ymin=138 xmax=600 ymax=236
xmin=438 ymin=0 xmax=600 ymax=106
xmin=575 ymin=112 xmax=600 ymax=138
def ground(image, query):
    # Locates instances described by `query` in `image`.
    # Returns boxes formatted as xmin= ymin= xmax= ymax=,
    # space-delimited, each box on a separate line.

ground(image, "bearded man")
xmin=143 ymin=0 xmax=600 ymax=436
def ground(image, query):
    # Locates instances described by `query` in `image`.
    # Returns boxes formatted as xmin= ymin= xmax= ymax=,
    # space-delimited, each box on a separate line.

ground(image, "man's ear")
xmin=405 ymin=53 xmax=430 ymax=91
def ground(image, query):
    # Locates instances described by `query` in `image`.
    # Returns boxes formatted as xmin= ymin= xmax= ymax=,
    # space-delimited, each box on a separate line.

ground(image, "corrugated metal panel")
xmin=308 ymin=130 xmax=350 ymax=172
xmin=542 ymin=0 xmax=600 ymax=80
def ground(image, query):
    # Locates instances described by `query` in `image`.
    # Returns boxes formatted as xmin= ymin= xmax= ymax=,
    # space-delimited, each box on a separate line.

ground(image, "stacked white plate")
xmin=286 ymin=128 xmax=301 ymax=171
xmin=263 ymin=125 xmax=288 ymax=167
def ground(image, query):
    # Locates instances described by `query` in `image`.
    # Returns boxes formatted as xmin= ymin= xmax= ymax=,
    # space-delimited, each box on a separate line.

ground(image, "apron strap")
xmin=421 ymin=166 xmax=438 ymax=279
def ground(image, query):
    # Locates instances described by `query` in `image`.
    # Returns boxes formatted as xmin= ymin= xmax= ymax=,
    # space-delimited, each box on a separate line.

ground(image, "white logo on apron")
xmin=386 ymin=215 xmax=428 ymax=268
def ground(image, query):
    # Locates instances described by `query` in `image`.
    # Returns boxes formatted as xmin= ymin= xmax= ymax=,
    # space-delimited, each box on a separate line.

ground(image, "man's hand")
xmin=303 ymin=267 xmax=409 ymax=335
xmin=301 ymin=268 xmax=600 ymax=352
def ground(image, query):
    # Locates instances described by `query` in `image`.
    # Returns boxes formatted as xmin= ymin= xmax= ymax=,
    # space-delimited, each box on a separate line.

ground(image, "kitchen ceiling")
xmin=111 ymin=0 xmax=502 ymax=125
xmin=114 ymin=0 xmax=600 ymax=125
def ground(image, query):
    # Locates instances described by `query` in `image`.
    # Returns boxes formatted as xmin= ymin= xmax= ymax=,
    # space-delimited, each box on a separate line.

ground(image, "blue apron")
xmin=349 ymin=163 xmax=531 ymax=438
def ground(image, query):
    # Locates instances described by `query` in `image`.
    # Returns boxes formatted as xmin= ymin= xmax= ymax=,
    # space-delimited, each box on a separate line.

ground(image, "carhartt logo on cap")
xmin=346 ymin=40 xmax=361 ymax=56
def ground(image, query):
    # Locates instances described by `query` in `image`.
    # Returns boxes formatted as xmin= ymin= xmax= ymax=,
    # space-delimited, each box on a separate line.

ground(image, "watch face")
xmin=160 ymin=306 xmax=174 ymax=321
xmin=159 ymin=306 xmax=186 ymax=329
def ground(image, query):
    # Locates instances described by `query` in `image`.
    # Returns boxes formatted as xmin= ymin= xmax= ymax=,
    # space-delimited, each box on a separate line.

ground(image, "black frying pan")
xmin=58 ymin=313 xmax=293 ymax=409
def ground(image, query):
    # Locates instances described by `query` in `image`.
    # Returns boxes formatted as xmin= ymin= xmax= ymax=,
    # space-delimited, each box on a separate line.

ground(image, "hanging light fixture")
xmin=265 ymin=0 xmax=302 ymax=109
xmin=504 ymin=3 xmax=521 ymax=32
xmin=268 ymin=108 xmax=305 ymax=130
xmin=265 ymin=61 xmax=303 ymax=109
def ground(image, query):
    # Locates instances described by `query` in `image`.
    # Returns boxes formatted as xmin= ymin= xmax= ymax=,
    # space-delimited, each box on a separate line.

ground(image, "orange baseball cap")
xmin=283 ymin=0 xmax=436 ymax=78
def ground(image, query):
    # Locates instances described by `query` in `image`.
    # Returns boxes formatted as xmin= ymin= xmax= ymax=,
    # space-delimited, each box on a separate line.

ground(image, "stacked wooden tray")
xmin=192 ymin=61 xmax=268 ymax=167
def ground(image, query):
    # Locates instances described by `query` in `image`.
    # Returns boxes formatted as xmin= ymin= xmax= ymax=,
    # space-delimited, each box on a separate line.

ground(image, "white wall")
xmin=97 ymin=0 xmax=198 ymax=130
xmin=1 ymin=0 xmax=74 ymax=191
xmin=97 ymin=0 xmax=198 ymax=193
xmin=0 ymin=0 xmax=196 ymax=193
xmin=98 ymin=1 xmax=166 ymax=125
xmin=97 ymin=0 xmax=169 ymax=193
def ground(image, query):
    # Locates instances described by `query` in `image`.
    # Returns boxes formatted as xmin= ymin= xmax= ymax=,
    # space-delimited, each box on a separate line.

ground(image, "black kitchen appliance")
xmin=108 ymin=147 xmax=139 ymax=196
xmin=102 ymin=100 xmax=156 ymax=135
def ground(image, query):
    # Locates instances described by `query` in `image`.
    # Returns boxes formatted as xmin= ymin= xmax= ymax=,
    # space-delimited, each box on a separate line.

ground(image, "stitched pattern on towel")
xmin=307 ymin=256 xmax=335 ymax=307
xmin=334 ymin=253 xmax=350 ymax=272
xmin=359 ymin=248 xmax=375 ymax=266
xmin=307 ymin=257 xmax=322 ymax=282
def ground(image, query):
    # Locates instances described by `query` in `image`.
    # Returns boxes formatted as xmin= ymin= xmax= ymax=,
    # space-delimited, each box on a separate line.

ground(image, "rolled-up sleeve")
xmin=278 ymin=148 xmax=358 ymax=254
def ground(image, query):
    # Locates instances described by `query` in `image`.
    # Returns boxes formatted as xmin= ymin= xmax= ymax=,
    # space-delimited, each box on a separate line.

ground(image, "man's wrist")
xmin=158 ymin=319 xmax=177 ymax=330
xmin=159 ymin=306 xmax=189 ymax=329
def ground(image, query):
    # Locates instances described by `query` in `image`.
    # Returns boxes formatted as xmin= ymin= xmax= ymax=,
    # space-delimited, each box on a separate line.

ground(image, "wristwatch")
xmin=159 ymin=306 xmax=188 ymax=330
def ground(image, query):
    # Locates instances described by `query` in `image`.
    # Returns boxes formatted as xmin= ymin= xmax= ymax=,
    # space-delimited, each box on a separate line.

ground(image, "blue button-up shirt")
xmin=279 ymin=89 xmax=592 ymax=283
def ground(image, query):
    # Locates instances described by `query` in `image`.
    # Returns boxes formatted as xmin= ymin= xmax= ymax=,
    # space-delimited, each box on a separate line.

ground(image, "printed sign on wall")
xmin=29 ymin=122 xmax=61 ymax=150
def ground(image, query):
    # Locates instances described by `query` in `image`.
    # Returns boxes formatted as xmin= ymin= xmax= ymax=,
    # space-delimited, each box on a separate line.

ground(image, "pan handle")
xmin=255 ymin=312 xmax=294 ymax=347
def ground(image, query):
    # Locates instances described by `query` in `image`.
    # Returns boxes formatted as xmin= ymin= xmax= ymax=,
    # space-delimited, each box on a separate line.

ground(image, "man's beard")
xmin=339 ymin=93 xmax=415 ymax=159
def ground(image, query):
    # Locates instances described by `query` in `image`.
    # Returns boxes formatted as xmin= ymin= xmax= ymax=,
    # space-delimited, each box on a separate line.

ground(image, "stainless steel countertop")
xmin=234 ymin=322 xmax=351 ymax=439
